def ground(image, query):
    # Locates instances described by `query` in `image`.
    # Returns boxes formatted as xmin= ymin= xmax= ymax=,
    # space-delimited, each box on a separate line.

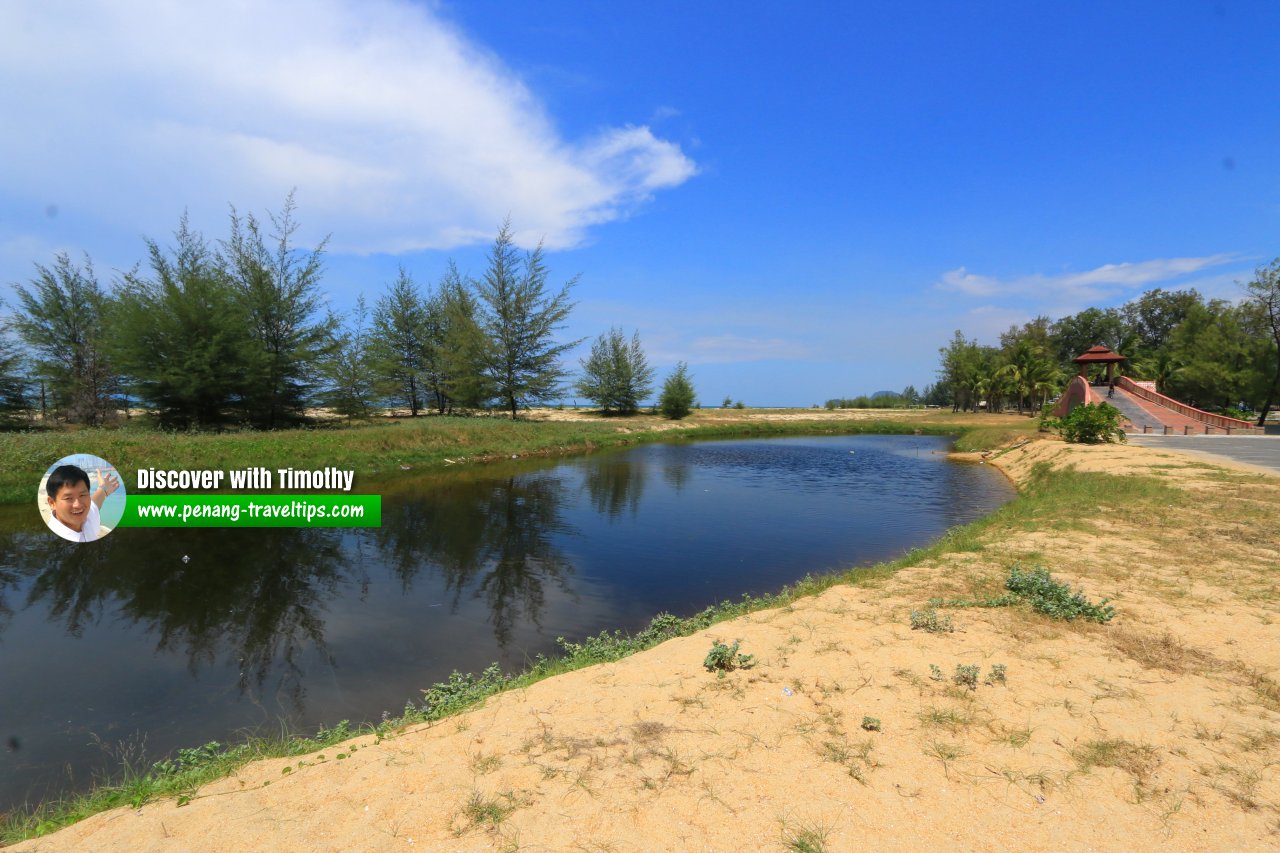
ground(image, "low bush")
xmin=910 ymin=609 xmax=954 ymax=633
xmin=703 ymin=640 xmax=754 ymax=674
xmin=1006 ymin=564 xmax=1115 ymax=623
xmin=928 ymin=564 xmax=1115 ymax=624
xmin=1042 ymin=402 xmax=1127 ymax=444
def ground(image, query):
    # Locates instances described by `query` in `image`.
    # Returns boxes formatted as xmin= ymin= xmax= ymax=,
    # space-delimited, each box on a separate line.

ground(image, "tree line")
xmin=933 ymin=264 xmax=1280 ymax=426
xmin=0 ymin=198 xmax=699 ymax=429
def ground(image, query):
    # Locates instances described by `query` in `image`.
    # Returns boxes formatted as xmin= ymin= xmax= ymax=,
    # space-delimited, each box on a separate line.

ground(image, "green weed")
xmin=703 ymin=640 xmax=755 ymax=674
xmin=953 ymin=665 xmax=980 ymax=690
xmin=930 ymin=564 xmax=1114 ymax=623
xmin=910 ymin=609 xmax=954 ymax=633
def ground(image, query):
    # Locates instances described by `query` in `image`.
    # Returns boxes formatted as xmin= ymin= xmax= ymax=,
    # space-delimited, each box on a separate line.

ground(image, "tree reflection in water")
xmin=582 ymin=458 xmax=647 ymax=520
xmin=14 ymin=526 xmax=352 ymax=708
xmin=377 ymin=471 xmax=577 ymax=647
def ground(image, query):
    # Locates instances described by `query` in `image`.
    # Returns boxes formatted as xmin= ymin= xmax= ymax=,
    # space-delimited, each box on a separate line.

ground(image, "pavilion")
xmin=1073 ymin=345 xmax=1127 ymax=385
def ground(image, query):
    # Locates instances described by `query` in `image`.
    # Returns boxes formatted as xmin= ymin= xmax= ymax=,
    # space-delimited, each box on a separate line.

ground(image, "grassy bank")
xmin=2 ymin=435 xmax=1233 ymax=845
xmin=0 ymin=409 xmax=1035 ymax=505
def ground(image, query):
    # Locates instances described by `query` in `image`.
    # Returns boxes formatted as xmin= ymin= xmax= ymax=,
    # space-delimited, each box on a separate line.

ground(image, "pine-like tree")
xmin=575 ymin=327 xmax=654 ymax=414
xmin=222 ymin=193 xmax=333 ymax=428
xmin=473 ymin=222 xmax=579 ymax=419
xmin=658 ymin=362 xmax=696 ymax=420
xmin=318 ymin=296 xmax=376 ymax=421
xmin=12 ymin=253 xmax=117 ymax=425
xmin=112 ymin=215 xmax=253 ymax=427
xmin=369 ymin=268 xmax=429 ymax=416
xmin=0 ymin=313 xmax=29 ymax=426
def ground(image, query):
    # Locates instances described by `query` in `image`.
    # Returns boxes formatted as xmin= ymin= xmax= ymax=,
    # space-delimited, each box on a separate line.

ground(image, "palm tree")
xmin=997 ymin=339 xmax=1060 ymax=414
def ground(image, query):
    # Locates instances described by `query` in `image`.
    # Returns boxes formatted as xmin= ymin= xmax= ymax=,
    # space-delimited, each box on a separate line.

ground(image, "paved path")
xmin=1126 ymin=434 xmax=1280 ymax=474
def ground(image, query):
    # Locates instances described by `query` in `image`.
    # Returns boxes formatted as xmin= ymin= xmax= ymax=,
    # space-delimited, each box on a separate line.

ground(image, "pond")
xmin=0 ymin=434 xmax=1013 ymax=810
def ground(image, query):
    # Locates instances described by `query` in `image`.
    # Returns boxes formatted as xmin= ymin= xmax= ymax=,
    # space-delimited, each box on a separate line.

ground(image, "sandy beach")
xmin=10 ymin=436 xmax=1280 ymax=852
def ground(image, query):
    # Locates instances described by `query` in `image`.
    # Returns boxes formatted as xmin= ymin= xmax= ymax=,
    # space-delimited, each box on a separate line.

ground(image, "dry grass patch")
xmin=1107 ymin=629 xmax=1220 ymax=675
xmin=1073 ymin=739 xmax=1161 ymax=786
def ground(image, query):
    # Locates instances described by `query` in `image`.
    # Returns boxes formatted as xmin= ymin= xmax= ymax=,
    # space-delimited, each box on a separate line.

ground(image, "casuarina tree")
xmin=474 ymin=221 xmax=579 ymax=419
xmin=575 ymin=327 xmax=654 ymax=414
xmin=658 ymin=361 xmax=696 ymax=419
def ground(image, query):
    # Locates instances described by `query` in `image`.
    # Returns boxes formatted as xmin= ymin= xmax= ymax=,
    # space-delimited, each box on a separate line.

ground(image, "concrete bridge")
xmin=1052 ymin=370 xmax=1260 ymax=436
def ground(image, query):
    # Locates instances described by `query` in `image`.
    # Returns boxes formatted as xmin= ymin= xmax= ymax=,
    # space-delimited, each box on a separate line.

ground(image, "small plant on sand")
xmin=953 ymin=664 xmax=980 ymax=690
xmin=930 ymin=564 xmax=1115 ymax=624
xmin=1073 ymin=739 xmax=1160 ymax=792
xmin=1006 ymin=564 xmax=1115 ymax=623
xmin=861 ymin=716 xmax=881 ymax=732
xmin=910 ymin=609 xmax=954 ymax=633
xmin=453 ymin=790 xmax=522 ymax=835
xmin=986 ymin=664 xmax=1007 ymax=685
xmin=703 ymin=640 xmax=754 ymax=675
xmin=782 ymin=819 xmax=832 ymax=853
xmin=929 ymin=664 xmax=945 ymax=682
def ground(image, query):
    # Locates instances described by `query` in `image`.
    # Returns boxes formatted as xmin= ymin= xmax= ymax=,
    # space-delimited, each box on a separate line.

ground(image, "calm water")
xmin=0 ymin=435 xmax=1012 ymax=809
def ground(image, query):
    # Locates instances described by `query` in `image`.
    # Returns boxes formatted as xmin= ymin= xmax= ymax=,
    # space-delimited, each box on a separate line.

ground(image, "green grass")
xmin=782 ymin=819 xmax=833 ymax=853
xmin=0 ymin=434 xmax=1196 ymax=844
xmin=951 ymin=424 xmax=1039 ymax=453
xmin=0 ymin=721 xmax=362 ymax=842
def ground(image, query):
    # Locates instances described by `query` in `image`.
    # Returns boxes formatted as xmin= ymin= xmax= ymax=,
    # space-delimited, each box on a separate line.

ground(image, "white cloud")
xmin=937 ymin=254 xmax=1243 ymax=304
xmin=0 ymin=0 xmax=696 ymax=253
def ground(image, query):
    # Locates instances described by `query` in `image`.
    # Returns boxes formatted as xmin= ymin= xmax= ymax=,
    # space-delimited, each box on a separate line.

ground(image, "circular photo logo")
xmin=38 ymin=454 xmax=126 ymax=543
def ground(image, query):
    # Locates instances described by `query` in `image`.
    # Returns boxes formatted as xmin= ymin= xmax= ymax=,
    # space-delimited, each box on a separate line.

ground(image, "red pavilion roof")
xmin=1072 ymin=345 xmax=1127 ymax=364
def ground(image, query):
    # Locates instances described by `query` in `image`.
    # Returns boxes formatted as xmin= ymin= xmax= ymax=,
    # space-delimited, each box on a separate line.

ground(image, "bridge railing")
xmin=1116 ymin=376 xmax=1257 ymax=432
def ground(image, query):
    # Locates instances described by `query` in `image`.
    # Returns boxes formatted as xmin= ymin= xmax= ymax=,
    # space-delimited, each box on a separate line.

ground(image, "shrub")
xmin=953 ymin=664 xmax=980 ymax=690
xmin=658 ymin=362 xmax=696 ymax=420
xmin=910 ymin=609 xmax=954 ymax=633
xmin=1045 ymin=402 xmax=1127 ymax=444
xmin=1006 ymin=564 xmax=1115 ymax=623
xmin=575 ymin=327 xmax=654 ymax=414
xmin=703 ymin=640 xmax=754 ymax=674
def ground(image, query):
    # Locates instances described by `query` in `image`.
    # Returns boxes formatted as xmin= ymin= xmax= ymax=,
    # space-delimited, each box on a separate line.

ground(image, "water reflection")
xmin=16 ymin=527 xmax=351 ymax=705
xmin=0 ymin=435 xmax=1013 ymax=811
xmin=377 ymin=473 xmax=577 ymax=646
xmin=582 ymin=459 xmax=648 ymax=520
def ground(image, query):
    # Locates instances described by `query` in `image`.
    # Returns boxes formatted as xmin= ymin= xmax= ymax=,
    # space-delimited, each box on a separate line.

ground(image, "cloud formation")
xmin=937 ymin=254 xmax=1241 ymax=303
xmin=0 ymin=0 xmax=696 ymax=252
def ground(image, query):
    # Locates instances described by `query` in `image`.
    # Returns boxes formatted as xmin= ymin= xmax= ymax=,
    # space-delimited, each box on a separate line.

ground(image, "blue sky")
xmin=2 ymin=1 xmax=1277 ymax=406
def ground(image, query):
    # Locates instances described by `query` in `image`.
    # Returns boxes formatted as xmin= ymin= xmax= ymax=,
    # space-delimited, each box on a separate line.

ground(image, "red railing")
xmin=1116 ymin=376 xmax=1256 ymax=432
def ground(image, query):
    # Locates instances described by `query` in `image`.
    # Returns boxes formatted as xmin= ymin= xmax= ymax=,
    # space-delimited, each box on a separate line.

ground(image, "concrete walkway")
xmin=1126 ymin=434 xmax=1280 ymax=474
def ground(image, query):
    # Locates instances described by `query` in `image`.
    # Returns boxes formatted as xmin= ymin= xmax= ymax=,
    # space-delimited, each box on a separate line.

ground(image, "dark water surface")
xmin=0 ymin=435 xmax=1012 ymax=809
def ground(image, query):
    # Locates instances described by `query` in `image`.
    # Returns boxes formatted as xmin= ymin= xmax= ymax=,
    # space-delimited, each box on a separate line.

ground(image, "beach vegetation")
xmin=1042 ymin=401 xmax=1126 ymax=444
xmin=909 ymin=608 xmax=954 ymax=633
xmin=928 ymin=563 xmax=1115 ymax=624
xmin=575 ymin=327 xmax=654 ymax=415
xmin=952 ymin=664 xmax=980 ymax=690
xmin=473 ymin=221 xmax=580 ymax=419
xmin=10 ymin=252 xmax=117 ymax=426
xmin=318 ymin=295 xmax=377 ymax=421
xmin=703 ymin=640 xmax=755 ymax=674
xmin=658 ymin=361 xmax=696 ymax=419
xmin=369 ymin=267 xmax=431 ymax=417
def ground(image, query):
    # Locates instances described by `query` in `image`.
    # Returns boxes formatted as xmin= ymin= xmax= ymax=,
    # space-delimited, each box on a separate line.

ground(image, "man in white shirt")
xmin=44 ymin=464 xmax=120 ymax=543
